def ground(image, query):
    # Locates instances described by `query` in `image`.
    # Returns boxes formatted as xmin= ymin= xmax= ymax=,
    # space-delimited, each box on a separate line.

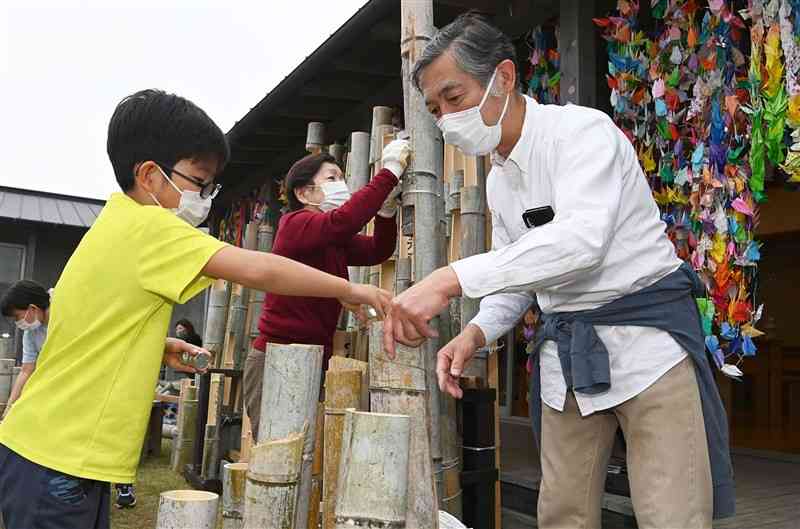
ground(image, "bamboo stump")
xmin=327 ymin=356 xmax=369 ymax=412
xmin=222 ymin=462 xmax=248 ymax=529
xmin=155 ymin=490 xmax=218 ymax=529
xmin=244 ymin=430 xmax=305 ymax=528
xmin=244 ymin=343 xmax=323 ymax=529
xmin=322 ymin=369 xmax=362 ymax=529
xmin=368 ymin=322 xmax=438 ymax=529
xmin=306 ymin=122 xmax=326 ymax=154
xmin=171 ymin=382 xmax=197 ymax=473
xmin=334 ymin=410 xmax=411 ymax=529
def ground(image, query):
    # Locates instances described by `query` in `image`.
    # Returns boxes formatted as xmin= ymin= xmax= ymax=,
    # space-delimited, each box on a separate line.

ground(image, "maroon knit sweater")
xmin=252 ymin=168 xmax=398 ymax=366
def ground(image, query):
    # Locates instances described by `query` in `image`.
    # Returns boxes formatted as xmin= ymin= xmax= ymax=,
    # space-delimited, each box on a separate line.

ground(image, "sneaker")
xmin=114 ymin=484 xmax=137 ymax=509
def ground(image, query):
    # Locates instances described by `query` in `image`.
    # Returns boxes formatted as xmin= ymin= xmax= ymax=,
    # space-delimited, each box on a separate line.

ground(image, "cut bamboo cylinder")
xmin=322 ymin=369 xmax=362 ymax=529
xmin=0 ymin=359 xmax=15 ymax=405
xmin=222 ymin=462 xmax=248 ymax=529
xmin=244 ymin=343 xmax=323 ymax=529
xmin=307 ymin=402 xmax=324 ymax=529
xmin=306 ymin=122 xmax=326 ymax=154
xmin=369 ymin=107 xmax=394 ymax=165
xmin=348 ymin=131 xmax=371 ymax=197
xmin=334 ymin=410 xmax=410 ymax=529
xmin=203 ymin=279 xmax=230 ymax=368
xmin=0 ymin=333 xmax=13 ymax=360
xmin=155 ymin=490 xmax=218 ymax=529
xmin=368 ymin=322 xmax=438 ymax=529
xmin=329 ymin=143 xmax=346 ymax=165
xmin=171 ymin=382 xmax=197 ymax=473
xmin=244 ymin=431 xmax=305 ymax=529
xmin=327 ymin=356 xmax=369 ymax=412
xmin=202 ymin=373 xmax=224 ymax=479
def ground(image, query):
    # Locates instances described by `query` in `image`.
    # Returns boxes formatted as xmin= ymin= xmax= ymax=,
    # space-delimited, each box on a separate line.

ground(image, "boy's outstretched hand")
xmin=164 ymin=338 xmax=212 ymax=374
xmin=339 ymin=283 xmax=393 ymax=321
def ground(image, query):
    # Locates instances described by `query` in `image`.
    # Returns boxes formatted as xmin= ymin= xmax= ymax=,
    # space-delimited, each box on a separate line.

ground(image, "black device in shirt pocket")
xmin=522 ymin=206 xmax=555 ymax=228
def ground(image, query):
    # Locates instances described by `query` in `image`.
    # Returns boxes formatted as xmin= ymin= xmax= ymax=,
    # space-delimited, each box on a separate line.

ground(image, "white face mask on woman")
xmin=435 ymin=67 xmax=510 ymax=156
xmin=307 ymin=181 xmax=352 ymax=212
xmin=150 ymin=166 xmax=213 ymax=227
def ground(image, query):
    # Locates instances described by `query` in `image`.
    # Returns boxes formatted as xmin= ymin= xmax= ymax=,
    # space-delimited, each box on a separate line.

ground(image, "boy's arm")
xmin=202 ymin=246 xmax=392 ymax=318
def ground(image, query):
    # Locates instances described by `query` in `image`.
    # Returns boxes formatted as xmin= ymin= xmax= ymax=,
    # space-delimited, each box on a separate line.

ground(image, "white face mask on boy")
xmin=149 ymin=166 xmax=213 ymax=227
xmin=435 ymin=67 xmax=510 ymax=156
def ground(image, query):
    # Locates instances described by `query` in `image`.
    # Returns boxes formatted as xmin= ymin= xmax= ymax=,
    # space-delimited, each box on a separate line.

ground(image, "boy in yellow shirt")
xmin=0 ymin=89 xmax=392 ymax=529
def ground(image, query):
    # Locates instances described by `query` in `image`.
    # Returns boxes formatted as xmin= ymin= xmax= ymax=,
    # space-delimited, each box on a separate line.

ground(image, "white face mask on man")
xmin=149 ymin=166 xmax=213 ymax=227
xmin=306 ymin=181 xmax=352 ymax=212
xmin=436 ymin=67 xmax=510 ymax=156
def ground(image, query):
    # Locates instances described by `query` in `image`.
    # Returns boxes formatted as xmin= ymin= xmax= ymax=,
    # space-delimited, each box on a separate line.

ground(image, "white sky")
xmin=0 ymin=0 xmax=367 ymax=200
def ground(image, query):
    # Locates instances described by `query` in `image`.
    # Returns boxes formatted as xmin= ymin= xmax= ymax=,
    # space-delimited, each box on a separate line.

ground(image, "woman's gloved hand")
xmin=381 ymin=138 xmax=411 ymax=178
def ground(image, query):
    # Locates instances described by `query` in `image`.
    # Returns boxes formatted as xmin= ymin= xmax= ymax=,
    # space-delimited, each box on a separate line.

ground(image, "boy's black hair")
xmin=285 ymin=153 xmax=339 ymax=211
xmin=1 ymin=280 xmax=50 ymax=317
xmin=107 ymin=89 xmax=230 ymax=192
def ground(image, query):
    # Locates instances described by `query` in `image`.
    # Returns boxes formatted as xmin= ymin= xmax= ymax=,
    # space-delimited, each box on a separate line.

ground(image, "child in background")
xmin=0 ymin=89 xmax=391 ymax=529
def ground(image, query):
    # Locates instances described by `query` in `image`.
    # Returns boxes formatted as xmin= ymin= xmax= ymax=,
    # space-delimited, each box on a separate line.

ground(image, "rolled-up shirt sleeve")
xmin=451 ymin=117 xmax=623 ymax=299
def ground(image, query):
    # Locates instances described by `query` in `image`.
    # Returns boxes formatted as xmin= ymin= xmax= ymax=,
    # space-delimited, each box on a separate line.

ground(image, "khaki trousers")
xmin=538 ymin=357 xmax=713 ymax=529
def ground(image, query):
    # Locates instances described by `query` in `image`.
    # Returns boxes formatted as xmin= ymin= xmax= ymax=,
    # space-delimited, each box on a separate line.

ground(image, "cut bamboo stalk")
xmin=240 ymin=408 xmax=253 ymax=463
xmin=203 ymin=279 xmax=230 ymax=368
xmin=171 ymin=381 xmax=197 ymax=473
xmin=368 ymin=322 xmax=438 ymax=529
xmin=246 ymin=343 xmax=323 ymax=529
xmin=369 ymin=107 xmax=394 ymax=165
xmin=322 ymin=369 xmax=362 ymax=529
xmin=327 ymin=357 xmax=369 ymax=412
xmin=401 ymin=0 xmax=445 ymax=482
xmin=306 ymin=122 xmax=326 ymax=154
xmin=334 ymin=410 xmax=411 ymax=529
xmin=156 ymin=490 xmax=219 ymax=529
xmin=223 ymin=462 xmax=248 ymax=529
xmin=329 ymin=143 xmax=346 ymax=165
xmin=307 ymin=402 xmax=325 ymax=529
xmin=243 ymin=431 xmax=305 ymax=529
xmin=202 ymin=373 xmax=224 ymax=479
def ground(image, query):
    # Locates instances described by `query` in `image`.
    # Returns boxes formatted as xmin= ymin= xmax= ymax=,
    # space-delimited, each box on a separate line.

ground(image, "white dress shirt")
xmin=450 ymin=95 xmax=687 ymax=416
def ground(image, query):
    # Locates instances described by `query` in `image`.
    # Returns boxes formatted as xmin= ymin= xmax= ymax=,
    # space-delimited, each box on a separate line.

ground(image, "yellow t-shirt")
xmin=0 ymin=193 xmax=227 ymax=483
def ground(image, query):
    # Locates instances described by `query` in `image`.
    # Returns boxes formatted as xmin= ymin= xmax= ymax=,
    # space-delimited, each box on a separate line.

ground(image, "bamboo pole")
xmin=171 ymin=381 xmax=197 ymax=473
xmin=202 ymin=373 xmax=224 ymax=479
xmin=322 ymin=369 xmax=362 ymax=529
xmin=334 ymin=410 xmax=411 ymax=529
xmin=203 ymin=279 xmax=230 ymax=368
xmin=368 ymin=322 xmax=438 ymax=529
xmin=369 ymin=107 xmax=394 ymax=165
xmin=222 ymin=284 xmax=248 ymax=371
xmin=306 ymin=122 xmax=326 ymax=154
xmin=222 ymin=462 xmax=248 ymax=529
xmin=307 ymin=402 xmax=324 ymax=529
xmin=401 ymin=0 xmax=445 ymax=498
xmin=244 ymin=343 xmax=323 ymax=529
xmin=329 ymin=143 xmax=346 ymax=165
xmin=248 ymin=223 xmax=275 ymax=345
xmin=156 ymin=490 xmax=219 ymax=529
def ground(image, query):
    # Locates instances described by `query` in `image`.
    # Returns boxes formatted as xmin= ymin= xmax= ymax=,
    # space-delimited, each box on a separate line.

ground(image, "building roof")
xmin=0 ymin=186 xmax=105 ymax=228
xmin=214 ymin=0 xmax=559 ymax=211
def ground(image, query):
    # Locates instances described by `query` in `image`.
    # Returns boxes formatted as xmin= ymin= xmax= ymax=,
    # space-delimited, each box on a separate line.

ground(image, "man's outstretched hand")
xmin=436 ymin=324 xmax=486 ymax=399
xmin=382 ymin=266 xmax=462 ymax=358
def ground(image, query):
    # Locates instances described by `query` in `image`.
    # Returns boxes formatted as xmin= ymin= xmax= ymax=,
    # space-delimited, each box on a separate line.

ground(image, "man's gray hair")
xmin=412 ymin=12 xmax=517 ymax=92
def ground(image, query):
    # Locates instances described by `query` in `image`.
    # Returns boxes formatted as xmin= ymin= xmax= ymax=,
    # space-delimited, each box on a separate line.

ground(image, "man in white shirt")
xmin=384 ymin=13 xmax=727 ymax=528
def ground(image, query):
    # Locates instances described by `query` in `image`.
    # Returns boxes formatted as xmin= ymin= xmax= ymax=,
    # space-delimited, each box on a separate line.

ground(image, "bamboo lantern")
xmin=155 ymin=490 xmax=218 ymax=529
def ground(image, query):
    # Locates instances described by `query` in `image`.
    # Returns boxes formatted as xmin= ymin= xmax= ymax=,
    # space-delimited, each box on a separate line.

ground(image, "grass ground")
xmin=111 ymin=439 xmax=191 ymax=529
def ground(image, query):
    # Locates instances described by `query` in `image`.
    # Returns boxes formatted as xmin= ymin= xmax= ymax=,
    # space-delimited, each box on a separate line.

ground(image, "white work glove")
xmin=377 ymin=181 xmax=402 ymax=218
xmin=382 ymin=138 xmax=411 ymax=178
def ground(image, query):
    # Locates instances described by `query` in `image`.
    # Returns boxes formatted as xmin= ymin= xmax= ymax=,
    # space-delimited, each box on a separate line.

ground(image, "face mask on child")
xmin=15 ymin=307 xmax=41 ymax=332
xmin=149 ymin=166 xmax=213 ymax=227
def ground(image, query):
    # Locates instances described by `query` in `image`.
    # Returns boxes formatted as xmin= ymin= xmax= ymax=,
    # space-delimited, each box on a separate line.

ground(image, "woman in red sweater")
xmin=244 ymin=139 xmax=410 ymax=438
